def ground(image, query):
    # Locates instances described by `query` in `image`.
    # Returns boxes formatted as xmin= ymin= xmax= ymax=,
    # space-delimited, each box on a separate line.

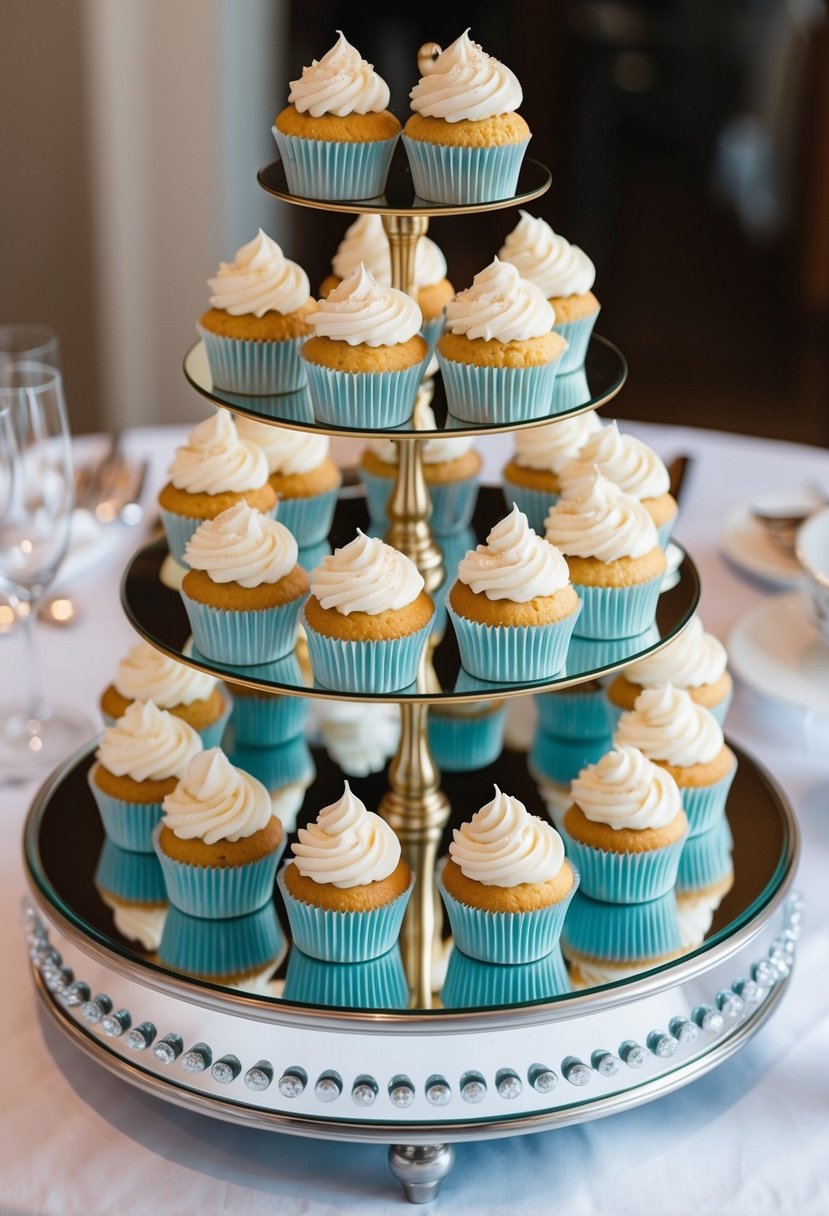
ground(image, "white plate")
xmin=720 ymin=501 xmax=803 ymax=587
xmin=728 ymin=590 xmax=829 ymax=715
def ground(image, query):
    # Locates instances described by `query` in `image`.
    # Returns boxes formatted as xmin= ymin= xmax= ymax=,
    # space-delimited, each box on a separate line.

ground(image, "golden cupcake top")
xmin=308 ymin=264 xmax=423 ymax=347
xmin=290 ymin=782 xmax=401 ymax=888
xmin=162 ymin=747 xmax=273 ymax=843
xmin=449 ymin=786 xmax=566 ymax=886
xmin=310 ymin=530 xmax=424 ymax=615
xmin=288 ymin=31 xmax=391 ymax=117
xmin=512 ymin=412 xmax=602 ymax=474
xmin=234 ymin=416 xmax=330 ymax=476
xmin=445 ymin=259 xmax=554 ymax=343
xmin=112 ymin=641 xmax=218 ymax=707
xmin=545 ymin=471 xmax=659 ymax=562
xmin=623 ymin=614 xmax=728 ymax=689
xmin=184 ymin=502 xmax=298 ymax=588
xmin=167 ymin=410 xmax=269 ymax=495
xmin=499 ymin=212 xmax=596 ymax=299
xmin=558 ymin=422 xmax=670 ymax=503
xmin=207 ymin=229 xmax=310 ymax=318
xmin=614 ymin=684 xmax=725 ymax=768
xmin=97 ymin=700 xmax=202 ymax=784
xmin=457 ymin=504 xmax=571 ymax=602
xmin=570 ymin=745 xmax=682 ymax=831
xmin=409 ymin=29 xmax=523 ymax=122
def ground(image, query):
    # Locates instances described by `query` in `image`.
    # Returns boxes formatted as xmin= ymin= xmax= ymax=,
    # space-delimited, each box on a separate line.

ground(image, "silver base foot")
xmin=388 ymin=1144 xmax=455 ymax=1204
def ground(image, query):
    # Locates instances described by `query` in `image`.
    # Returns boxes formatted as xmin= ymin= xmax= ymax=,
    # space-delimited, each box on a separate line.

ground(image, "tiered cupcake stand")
xmin=22 ymin=152 xmax=801 ymax=1204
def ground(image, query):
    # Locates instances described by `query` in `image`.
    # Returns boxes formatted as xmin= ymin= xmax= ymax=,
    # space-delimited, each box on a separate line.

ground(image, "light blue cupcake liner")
xmin=160 ymin=508 xmax=202 ymax=567
xmin=677 ymin=820 xmax=734 ymax=894
xmin=427 ymin=703 xmax=508 ymax=772
xmin=401 ymin=135 xmax=530 ymax=205
xmin=302 ymin=356 xmax=428 ymax=429
xmin=656 ymin=516 xmax=676 ymax=550
xmin=553 ymin=311 xmax=600 ymax=374
xmin=277 ymin=866 xmax=414 ymax=963
xmin=229 ymin=735 xmax=314 ymax=795
xmin=88 ymin=768 xmax=163 ymax=854
xmin=551 ymin=369 xmax=591 ymax=412
xmin=153 ymin=823 xmax=285 ymax=919
xmin=677 ymin=762 xmax=737 ymax=837
xmin=421 ymin=314 xmax=446 ymax=350
xmin=360 ymin=466 xmax=478 ymax=537
xmin=232 ymin=387 xmax=316 ymax=424
xmin=282 ymin=944 xmax=409 ymax=1009
xmin=181 ymin=591 xmax=305 ymax=666
xmin=94 ymin=839 xmax=167 ymax=905
xmin=302 ymin=612 xmax=432 ymax=693
xmin=572 ymin=574 xmax=664 ymax=641
xmin=436 ymin=863 xmax=579 ymax=964
xmin=437 ymin=354 xmax=563 ymax=425
xmin=500 ymin=478 xmax=558 ymax=535
xmin=196 ymin=324 xmax=306 ymax=395
xmin=559 ymin=823 xmax=686 ymax=904
xmin=529 ymin=730 xmax=611 ymax=787
xmin=566 ymin=624 xmax=662 ymax=675
xmin=158 ymin=903 xmax=285 ymax=980
xmin=536 ymin=687 xmax=612 ymax=739
xmin=272 ymin=126 xmax=399 ymax=201
xmin=447 ymin=600 xmax=581 ymax=683
xmin=276 ymin=487 xmax=339 ymax=547
xmin=297 ymin=539 xmax=332 ymax=575
xmin=228 ymin=689 xmax=308 ymax=747
xmin=561 ymin=890 xmax=683 ymax=963
xmin=441 ymin=945 xmax=570 ymax=1009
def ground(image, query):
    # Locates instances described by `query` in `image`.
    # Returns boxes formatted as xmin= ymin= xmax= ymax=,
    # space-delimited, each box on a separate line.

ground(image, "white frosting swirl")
xmin=445 ymin=259 xmax=554 ymax=342
xmin=97 ymin=701 xmax=202 ymax=783
xmin=367 ymin=399 xmax=475 ymax=465
xmin=113 ymin=642 xmax=218 ymax=707
xmin=331 ymin=214 xmax=447 ymax=289
xmin=184 ymin=502 xmax=298 ymax=588
xmin=558 ymin=422 xmax=670 ymax=502
xmin=448 ymin=786 xmax=565 ymax=886
xmin=409 ymin=30 xmax=523 ymax=122
xmin=614 ymin=684 xmax=724 ymax=767
xmin=512 ymin=412 xmax=602 ymax=473
xmin=288 ymin=31 xmax=390 ymax=116
xmin=310 ymin=530 xmax=424 ymax=615
xmin=545 ymin=472 xmax=658 ymax=561
xmin=309 ymin=264 xmax=423 ymax=347
xmin=499 ymin=212 xmax=596 ymax=297
xmin=291 ymin=782 xmax=401 ymax=888
xmin=570 ymin=745 xmax=682 ymax=830
xmin=457 ymin=504 xmax=570 ymax=602
xmin=207 ymin=229 xmax=310 ymax=317
xmin=168 ymin=411 xmax=268 ymax=495
xmin=623 ymin=615 xmax=728 ymax=689
xmin=234 ymin=416 xmax=329 ymax=476
xmin=162 ymin=748 xmax=273 ymax=843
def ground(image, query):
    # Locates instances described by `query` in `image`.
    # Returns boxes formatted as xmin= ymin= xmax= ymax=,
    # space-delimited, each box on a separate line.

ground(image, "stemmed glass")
xmin=0 ymin=361 xmax=92 ymax=776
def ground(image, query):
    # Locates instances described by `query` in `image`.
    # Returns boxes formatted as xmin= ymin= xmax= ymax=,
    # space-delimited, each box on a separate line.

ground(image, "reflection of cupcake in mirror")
xmin=606 ymin=614 xmax=733 ymax=729
xmin=278 ymin=783 xmax=413 ymax=962
xmin=283 ymin=943 xmax=409 ymax=1010
xmin=229 ymin=736 xmax=315 ymax=834
xmin=94 ymin=839 xmax=168 ymax=952
xmin=100 ymin=640 xmax=231 ymax=749
xmin=224 ymin=678 xmax=308 ymax=749
xmin=501 ymin=412 xmax=602 ymax=534
xmin=428 ymin=699 xmax=507 ymax=772
xmin=500 ymin=212 xmax=600 ymax=373
xmin=158 ymin=903 xmax=285 ymax=995
xmin=441 ymin=944 xmax=570 ymax=1009
xmin=561 ymin=889 xmax=683 ymax=990
xmin=675 ymin=819 xmax=735 ymax=949
xmin=437 ymin=786 xmax=578 ymax=963
xmin=315 ymin=699 xmax=400 ymax=778
xmin=321 ymin=214 xmax=454 ymax=348
xmin=558 ymin=422 xmax=677 ymax=548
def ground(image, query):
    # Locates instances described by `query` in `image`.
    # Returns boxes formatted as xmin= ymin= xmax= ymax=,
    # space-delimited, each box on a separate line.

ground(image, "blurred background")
xmin=2 ymin=0 xmax=828 ymax=444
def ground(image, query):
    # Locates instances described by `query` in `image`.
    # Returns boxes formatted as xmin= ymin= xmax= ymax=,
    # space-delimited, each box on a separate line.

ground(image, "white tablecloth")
xmin=3 ymin=423 xmax=829 ymax=1216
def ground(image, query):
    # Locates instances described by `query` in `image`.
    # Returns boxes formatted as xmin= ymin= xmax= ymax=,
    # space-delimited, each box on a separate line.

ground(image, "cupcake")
xmin=100 ymin=641 xmax=231 ymax=748
xmin=535 ymin=680 xmax=612 ymax=741
xmin=196 ymin=230 xmax=315 ymax=394
xmin=402 ymin=30 xmax=530 ymax=204
xmin=499 ymin=212 xmax=600 ymax=373
xmin=358 ymin=399 xmax=481 ymax=535
xmin=613 ymin=684 xmax=737 ymax=838
xmin=441 ymin=945 xmax=571 ymax=1008
xmin=89 ymin=701 xmax=203 ymax=853
xmin=545 ymin=472 xmax=666 ymax=640
xmin=446 ymin=504 xmax=582 ymax=682
xmin=606 ymin=614 xmax=733 ymax=727
xmin=320 ymin=213 xmax=454 ymax=348
xmin=558 ymin=422 xmax=678 ymax=548
xmin=234 ymin=416 xmax=341 ymax=546
xmin=181 ymin=502 xmax=308 ymax=666
xmin=562 ymin=890 xmax=684 ymax=988
xmin=273 ymin=32 xmax=400 ymax=201
xmin=158 ymin=903 xmax=285 ymax=991
xmin=436 ymin=259 xmax=567 ymax=424
xmin=94 ymin=840 xmax=168 ymax=951
xmin=277 ymin=782 xmax=413 ymax=962
xmin=501 ymin=412 xmax=602 ymax=532
xmin=301 ymin=264 xmax=429 ymax=428
xmin=154 ymin=748 xmax=285 ymax=918
xmin=560 ymin=745 xmax=688 ymax=903
xmin=302 ymin=531 xmax=434 ymax=692
xmin=283 ymin=943 xmax=409 ymax=1009
xmin=157 ymin=411 xmax=276 ymax=565
xmin=427 ymin=699 xmax=507 ymax=772
xmin=437 ymin=786 xmax=578 ymax=963
xmin=225 ymin=681 xmax=309 ymax=748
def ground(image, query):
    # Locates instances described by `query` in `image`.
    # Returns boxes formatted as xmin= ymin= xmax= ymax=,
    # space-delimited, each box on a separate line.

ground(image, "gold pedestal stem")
xmin=379 ymin=702 xmax=450 ymax=1009
xmin=380 ymin=213 xmax=444 ymax=593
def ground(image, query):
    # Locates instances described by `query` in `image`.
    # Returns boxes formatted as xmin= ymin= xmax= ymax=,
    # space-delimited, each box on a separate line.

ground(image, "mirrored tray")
xmin=182 ymin=335 xmax=626 ymax=438
xmin=121 ymin=488 xmax=700 ymax=702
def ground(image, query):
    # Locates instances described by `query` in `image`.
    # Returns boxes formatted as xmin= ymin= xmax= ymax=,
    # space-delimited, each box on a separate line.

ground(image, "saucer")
xmin=728 ymin=590 xmax=829 ymax=715
xmin=720 ymin=502 xmax=802 ymax=587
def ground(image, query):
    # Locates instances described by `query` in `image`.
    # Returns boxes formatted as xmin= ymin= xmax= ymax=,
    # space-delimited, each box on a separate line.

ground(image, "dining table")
xmin=2 ymin=419 xmax=828 ymax=1216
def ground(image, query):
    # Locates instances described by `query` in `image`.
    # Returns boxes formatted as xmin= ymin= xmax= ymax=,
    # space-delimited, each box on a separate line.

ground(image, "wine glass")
xmin=0 ymin=360 xmax=92 ymax=776
xmin=0 ymin=323 xmax=60 ymax=379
